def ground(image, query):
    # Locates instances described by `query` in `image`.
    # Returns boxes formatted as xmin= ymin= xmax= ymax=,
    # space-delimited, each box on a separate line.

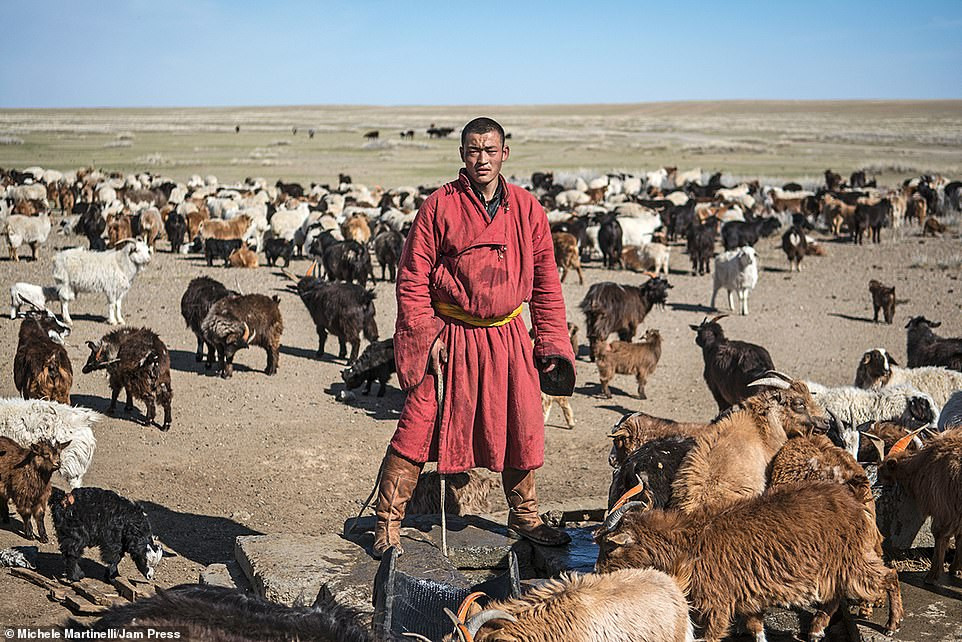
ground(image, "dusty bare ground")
xmin=0 ymin=216 xmax=960 ymax=628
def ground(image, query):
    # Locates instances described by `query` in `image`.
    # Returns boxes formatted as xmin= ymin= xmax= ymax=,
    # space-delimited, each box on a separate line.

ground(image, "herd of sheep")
xmin=0 ymin=161 xmax=961 ymax=640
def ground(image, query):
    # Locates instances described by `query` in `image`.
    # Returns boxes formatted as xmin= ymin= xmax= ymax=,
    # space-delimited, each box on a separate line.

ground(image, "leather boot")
xmin=502 ymin=468 xmax=571 ymax=546
xmin=372 ymin=448 xmax=422 ymax=559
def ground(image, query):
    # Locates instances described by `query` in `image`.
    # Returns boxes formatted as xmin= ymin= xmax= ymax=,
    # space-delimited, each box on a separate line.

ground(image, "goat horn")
xmin=748 ymin=376 xmax=791 ymax=390
xmin=599 ymin=500 xmax=644 ymax=535
xmin=457 ymin=591 xmax=488 ymax=623
xmin=887 ymin=427 xmax=925 ymax=457
xmin=709 ymin=313 xmax=729 ymax=323
xmin=859 ymin=430 xmax=887 ymax=462
xmin=307 ymin=260 xmax=318 ymax=278
xmin=464 ymin=609 xmax=517 ymax=637
xmin=443 ymin=608 xmax=469 ymax=642
xmin=242 ymin=322 xmax=250 ymax=342
xmin=400 ymin=635 xmax=432 ymax=641
xmin=17 ymin=293 xmax=43 ymax=312
xmin=606 ymin=483 xmax=646 ymax=518
xmin=280 ymin=268 xmax=298 ymax=282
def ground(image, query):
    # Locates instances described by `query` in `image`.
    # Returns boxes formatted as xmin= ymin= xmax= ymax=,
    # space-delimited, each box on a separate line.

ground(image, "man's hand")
xmin=539 ymin=356 xmax=560 ymax=373
xmin=430 ymin=338 xmax=448 ymax=375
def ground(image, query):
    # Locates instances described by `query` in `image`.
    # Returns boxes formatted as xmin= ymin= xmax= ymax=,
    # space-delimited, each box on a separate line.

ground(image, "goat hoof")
xmin=68 ymin=571 xmax=84 ymax=582
xmin=195 ymin=354 xmax=203 ymax=363
xmin=161 ymin=423 xmax=171 ymax=432
xmin=38 ymin=535 xmax=49 ymax=544
xmin=924 ymin=573 xmax=940 ymax=585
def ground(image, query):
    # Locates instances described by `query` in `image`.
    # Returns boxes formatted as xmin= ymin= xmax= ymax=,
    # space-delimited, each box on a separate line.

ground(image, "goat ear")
xmin=85 ymin=340 xmax=97 ymax=351
xmin=887 ymin=355 xmax=898 ymax=366
xmin=56 ymin=440 xmax=71 ymax=451
xmin=607 ymin=531 xmax=634 ymax=548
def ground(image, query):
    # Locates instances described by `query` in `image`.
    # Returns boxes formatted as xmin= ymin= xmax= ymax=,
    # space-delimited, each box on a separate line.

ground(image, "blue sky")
xmin=1 ymin=1 xmax=959 ymax=107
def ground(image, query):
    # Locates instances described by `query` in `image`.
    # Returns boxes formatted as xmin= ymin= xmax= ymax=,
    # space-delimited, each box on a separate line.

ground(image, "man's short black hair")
xmin=460 ymin=117 xmax=505 ymax=147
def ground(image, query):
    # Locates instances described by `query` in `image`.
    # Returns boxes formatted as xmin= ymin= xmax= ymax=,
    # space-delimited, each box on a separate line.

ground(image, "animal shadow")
xmin=667 ymin=302 xmax=714 ymax=314
xmin=325 ymin=382 xmax=403 ymax=421
xmin=278 ymin=344 xmax=339 ymax=363
xmin=828 ymin=312 xmax=876 ymax=324
xmin=139 ymin=501 xmax=262 ymax=566
xmin=70 ymin=394 xmax=157 ymax=428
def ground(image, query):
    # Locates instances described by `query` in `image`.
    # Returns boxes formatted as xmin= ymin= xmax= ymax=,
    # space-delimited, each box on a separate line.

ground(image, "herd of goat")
xmin=0 ymin=161 xmax=961 ymax=640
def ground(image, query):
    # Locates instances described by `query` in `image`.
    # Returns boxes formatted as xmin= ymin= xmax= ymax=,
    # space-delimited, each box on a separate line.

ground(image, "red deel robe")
xmin=391 ymin=170 xmax=575 ymax=474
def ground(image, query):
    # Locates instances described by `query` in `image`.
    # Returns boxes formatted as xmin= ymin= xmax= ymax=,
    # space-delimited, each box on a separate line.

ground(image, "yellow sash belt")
xmin=433 ymin=301 xmax=524 ymax=327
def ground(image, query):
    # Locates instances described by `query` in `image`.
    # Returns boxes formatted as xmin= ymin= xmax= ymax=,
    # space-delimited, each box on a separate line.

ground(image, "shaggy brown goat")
xmin=228 ymin=243 xmax=258 ymax=268
xmin=880 ymin=428 xmax=962 ymax=584
xmin=341 ymin=214 xmax=371 ymax=245
xmin=580 ymin=278 xmax=671 ymax=360
xmin=0 ymin=437 xmax=68 ymax=543
xmin=138 ymin=207 xmax=163 ymax=249
xmin=199 ymin=214 xmax=251 ymax=241
xmin=671 ymin=373 xmax=829 ymax=514
xmin=596 ymin=329 xmax=662 ymax=399
xmin=595 ymin=482 xmax=903 ymax=642
xmin=106 ymin=213 xmax=133 ymax=248
xmin=607 ymin=412 xmax=709 ymax=468
xmin=552 ymin=232 xmax=583 ymax=285
xmin=186 ymin=209 xmax=209 ymax=240
xmin=869 ymin=279 xmax=896 ymax=324
xmin=906 ymin=194 xmax=927 ymax=225
xmin=857 ymin=420 xmax=918 ymax=462
xmin=82 ymin=327 xmax=173 ymax=431
xmin=13 ymin=309 xmax=73 ymax=404
xmin=923 ymin=216 xmax=946 ymax=237
xmin=407 ymin=470 xmax=497 ymax=516
xmin=445 ymin=568 xmax=693 ymax=642
xmin=201 ymin=294 xmax=284 ymax=378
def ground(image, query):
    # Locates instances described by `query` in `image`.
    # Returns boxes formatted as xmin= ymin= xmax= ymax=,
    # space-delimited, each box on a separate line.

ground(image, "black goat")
xmin=322 ymin=240 xmax=374 ymax=287
xmin=607 ymin=434 xmax=695 ymax=512
xmin=780 ymin=224 xmax=808 ymax=272
xmin=721 ymin=217 xmax=781 ymax=251
xmin=82 ymin=327 xmax=173 ymax=430
xmin=341 ymin=338 xmax=395 ymax=396
xmin=666 ymin=200 xmax=695 ymax=242
xmin=180 ymin=277 xmax=235 ymax=363
xmin=853 ymin=199 xmax=891 ymax=244
xmin=72 ymin=202 xmax=106 ymax=250
xmin=288 ymin=271 xmax=378 ymax=363
xmin=49 ymin=487 xmax=163 ymax=582
xmin=275 ymin=180 xmax=304 ymax=198
xmin=580 ymin=278 xmax=672 ymax=359
xmin=690 ymin=315 xmax=775 ymax=411
xmin=372 ymin=227 xmax=404 ymax=282
xmin=686 ymin=221 xmax=716 ymax=275
xmin=67 ymin=583 xmax=405 ymax=642
xmin=263 ymin=237 xmax=294 ymax=268
xmin=204 ymin=238 xmax=242 ymax=267
xmin=164 ymin=211 xmax=187 ymax=254
xmin=905 ymin=316 xmax=962 ymax=372
xmin=597 ymin=214 xmax=623 ymax=269
xmin=201 ymin=294 xmax=284 ymax=378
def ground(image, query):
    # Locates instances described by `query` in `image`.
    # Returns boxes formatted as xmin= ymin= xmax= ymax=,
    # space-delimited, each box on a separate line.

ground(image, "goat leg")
xmin=266 ymin=346 xmax=278 ymax=375
xmin=0 ymin=498 xmax=8 ymax=523
xmin=35 ymin=509 xmax=48 ymax=544
xmin=377 ymin=377 xmax=388 ymax=397
xmin=926 ymin=527 xmax=950 ymax=584
xmin=108 ymin=385 xmax=120 ymax=415
xmin=949 ymin=529 xmax=962 ymax=578
xmin=22 ymin=511 xmax=35 ymax=541
xmin=145 ymin=397 xmax=156 ymax=426
xmin=636 ymin=375 xmax=647 ymax=400
xmin=349 ymin=341 xmax=360 ymax=363
xmin=124 ymin=388 xmax=133 ymax=413
xmin=195 ymin=335 xmax=205 ymax=362
xmin=744 ymin=612 xmax=767 ymax=642
xmin=808 ymin=594 xmax=841 ymax=640
xmin=337 ymin=336 xmax=348 ymax=360
xmin=883 ymin=567 xmax=904 ymax=634
xmin=316 ymin=329 xmax=327 ymax=358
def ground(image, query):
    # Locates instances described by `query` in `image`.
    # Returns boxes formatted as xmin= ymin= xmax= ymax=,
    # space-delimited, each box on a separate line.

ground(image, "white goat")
xmin=711 ymin=246 xmax=758 ymax=316
xmin=9 ymin=282 xmax=59 ymax=319
xmin=3 ymin=214 xmax=51 ymax=261
xmin=618 ymin=213 xmax=662 ymax=246
xmin=805 ymin=382 xmax=939 ymax=456
xmin=0 ymin=398 xmax=99 ymax=489
xmin=854 ymin=348 xmax=962 ymax=408
xmin=52 ymin=239 xmax=152 ymax=325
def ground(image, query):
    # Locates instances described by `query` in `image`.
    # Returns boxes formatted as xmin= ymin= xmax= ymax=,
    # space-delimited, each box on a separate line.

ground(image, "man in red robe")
xmin=372 ymin=117 xmax=576 ymax=557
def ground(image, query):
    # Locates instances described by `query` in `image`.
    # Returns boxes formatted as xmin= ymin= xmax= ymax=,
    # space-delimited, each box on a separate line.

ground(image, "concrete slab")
xmin=235 ymin=533 xmax=380 ymax=612
xmin=200 ymin=560 xmax=248 ymax=590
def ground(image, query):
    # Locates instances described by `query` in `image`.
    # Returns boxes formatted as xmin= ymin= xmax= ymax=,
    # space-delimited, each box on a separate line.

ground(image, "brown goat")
xmin=671 ymin=375 xmax=829 ymax=514
xmin=186 ymin=209 xmax=209 ymax=240
xmin=869 ymin=279 xmax=896 ymax=324
xmin=228 ymin=243 xmax=258 ymax=268
xmin=107 ymin=213 xmax=133 ymax=248
xmin=822 ymin=194 xmax=856 ymax=236
xmin=0 ymin=437 xmax=68 ymax=543
xmin=880 ymin=428 xmax=962 ymax=584
xmin=199 ymin=214 xmax=251 ymax=241
xmin=138 ymin=207 xmax=164 ymax=249
xmin=201 ymin=294 xmax=284 ymax=378
xmin=341 ymin=214 xmax=371 ymax=245
xmin=596 ymin=329 xmax=662 ymax=399
xmin=923 ymin=216 xmax=946 ymax=237
xmin=542 ymin=393 xmax=575 ymax=429
xmin=906 ymin=194 xmax=927 ymax=225
xmin=13 ymin=310 xmax=73 ymax=404
xmin=407 ymin=469 xmax=497 ymax=516
xmin=595 ymin=482 xmax=903 ymax=642
xmin=446 ymin=568 xmax=693 ymax=642
xmin=857 ymin=420 xmax=918 ymax=463
xmin=552 ymin=232 xmax=583 ymax=284
xmin=607 ymin=412 xmax=709 ymax=468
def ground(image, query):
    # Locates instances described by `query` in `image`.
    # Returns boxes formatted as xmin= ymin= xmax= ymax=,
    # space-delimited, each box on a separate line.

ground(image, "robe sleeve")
xmin=394 ymin=197 xmax=444 ymax=391
xmin=527 ymin=200 xmax=576 ymax=382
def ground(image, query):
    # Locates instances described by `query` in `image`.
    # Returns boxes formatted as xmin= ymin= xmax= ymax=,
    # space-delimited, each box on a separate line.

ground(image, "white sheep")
xmin=52 ymin=239 xmax=152 ymax=325
xmin=269 ymin=205 xmax=311 ymax=242
xmin=618 ymin=213 xmax=662 ymax=246
xmin=0 ymin=398 xmax=99 ymax=489
xmin=9 ymin=282 xmax=59 ymax=319
xmin=805 ymin=382 xmax=940 ymax=456
xmin=3 ymin=214 xmax=51 ymax=262
xmin=854 ymin=348 xmax=962 ymax=408
xmin=937 ymin=390 xmax=962 ymax=431
xmin=711 ymin=246 xmax=758 ymax=316
xmin=554 ymin=189 xmax=591 ymax=208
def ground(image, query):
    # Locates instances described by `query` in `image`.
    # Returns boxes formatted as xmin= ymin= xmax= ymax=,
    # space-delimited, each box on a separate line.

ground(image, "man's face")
xmin=460 ymin=131 xmax=509 ymax=187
